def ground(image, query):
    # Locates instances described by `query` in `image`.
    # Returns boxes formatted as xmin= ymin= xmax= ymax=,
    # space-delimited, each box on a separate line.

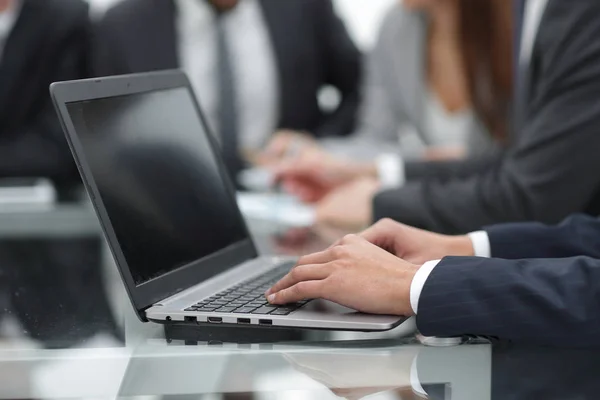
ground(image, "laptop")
xmin=49 ymin=70 xmax=406 ymax=332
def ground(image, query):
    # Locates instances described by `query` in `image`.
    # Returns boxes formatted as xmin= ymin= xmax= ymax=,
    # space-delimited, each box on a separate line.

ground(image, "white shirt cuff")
xmin=409 ymin=233 xmax=490 ymax=315
xmin=467 ymin=231 xmax=491 ymax=258
xmin=410 ymin=260 xmax=440 ymax=314
xmin=375 ymin=153 xmax=405 ymax=189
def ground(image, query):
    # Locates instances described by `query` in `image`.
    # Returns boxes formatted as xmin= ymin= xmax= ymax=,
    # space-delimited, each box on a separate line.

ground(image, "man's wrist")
xmin=447 ymin=235 xmax=475 ymax=257
xmin=400 ymin=263 xmax=420 ymax=317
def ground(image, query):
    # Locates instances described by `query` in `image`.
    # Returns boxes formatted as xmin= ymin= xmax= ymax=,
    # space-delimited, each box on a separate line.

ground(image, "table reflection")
xmin=117 ymin=342 xmax=483 ymax=400
xmin=0 ymin=204 xmax=395 ymax=353
xmin=0 ymin=205 xmax=599 ymax=400
xmin=0 ymin=226 xmax=120 ymax=350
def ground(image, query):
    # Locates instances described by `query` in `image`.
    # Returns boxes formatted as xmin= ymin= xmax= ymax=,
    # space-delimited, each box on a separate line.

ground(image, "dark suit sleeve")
xmin=486 ymin=214 xmax=600 ymax=260
xmin=0 ymin=4 xmax=90 ymax=183
xmin=373 ymin=3 xmax=600 ymax=234
xmin=403 ymin=152 xmax=503 ymax=182
xmin=416 ymin=255 xmax=600 ymax=347
xmin=312 ymin=0 xmax=361 ymax=138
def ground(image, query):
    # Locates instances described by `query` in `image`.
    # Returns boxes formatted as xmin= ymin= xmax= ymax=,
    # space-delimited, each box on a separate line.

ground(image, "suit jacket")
xmin=0 ymin=0 xmax=90 ymax=192
xmin=486 ymin=214 xmax=600 ymax=260
xmin=417 ymin=215 xmax=600 ymax=346
xmin=374 ymin=0 xmax=600 ymax=234
xmin=332 ymin=4 xmax=498 ymax=160
xmin=93 ymin=0 xmax=361 ymax=139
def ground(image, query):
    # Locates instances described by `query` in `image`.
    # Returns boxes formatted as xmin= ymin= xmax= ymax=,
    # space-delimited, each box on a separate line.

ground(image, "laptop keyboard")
xmin=184 ymin=262 xmax=310 ymax=316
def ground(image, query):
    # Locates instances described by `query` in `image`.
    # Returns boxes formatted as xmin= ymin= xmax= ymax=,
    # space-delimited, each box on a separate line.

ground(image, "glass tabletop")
xmin=0 ymin=201 xmax=599 ymax=400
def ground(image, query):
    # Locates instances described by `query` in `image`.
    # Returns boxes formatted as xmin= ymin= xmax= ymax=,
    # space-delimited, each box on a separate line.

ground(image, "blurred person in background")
xmin=274 ymin=0 xmax=600 ymax=236
xmin=0 ymin=0 xmax=119 ymax=347
xmin=93 ymin=0 xmax=361 ymax=179
xmin=0 ymin=0 xmax=88 ymax=196
xmin=265 ymin=0 xmax=513 ymax=164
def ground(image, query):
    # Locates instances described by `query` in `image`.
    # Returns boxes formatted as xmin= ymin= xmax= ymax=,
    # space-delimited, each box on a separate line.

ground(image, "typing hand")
xmin=254 ymin=130 xmax=316 ymax=166
xmin=266 ymin=234 xmax=418 ymax=316
xmin=356 ymin=219 xmax=475 ymax=265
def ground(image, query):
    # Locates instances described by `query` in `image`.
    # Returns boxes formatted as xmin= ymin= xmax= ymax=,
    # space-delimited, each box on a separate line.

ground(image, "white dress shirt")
xmin=0 ymin=0 xmax=20 ymax=62
xmin=378 ymin=0 xmax=550 ymax=190
xmin=376 ymin=90 xmax=478 ymax=189
xmin=176 ymin=0 xmax=278 ymax=152
xmin=409 ymin=0 xmax=549 ymax=314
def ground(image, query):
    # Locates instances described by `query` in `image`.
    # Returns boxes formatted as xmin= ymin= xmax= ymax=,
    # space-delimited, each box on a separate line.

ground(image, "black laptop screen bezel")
xmin=50 ymin=70 xmax=258 ymax=320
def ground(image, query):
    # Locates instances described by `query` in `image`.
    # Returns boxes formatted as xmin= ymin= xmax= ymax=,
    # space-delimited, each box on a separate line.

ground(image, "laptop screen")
xmin=66 ymin=87 xmax=249 ymax=286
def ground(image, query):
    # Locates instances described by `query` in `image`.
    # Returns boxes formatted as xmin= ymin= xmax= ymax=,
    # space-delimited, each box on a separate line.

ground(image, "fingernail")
xmin=268 ymin=294 xmax=276 ymax=303
xmin=264 ymin=289 xmax=272 ymax=296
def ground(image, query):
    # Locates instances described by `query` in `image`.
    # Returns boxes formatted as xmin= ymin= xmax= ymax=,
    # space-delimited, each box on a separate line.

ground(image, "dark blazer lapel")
xmin=0 ymin=0 xmax=47 ymax=118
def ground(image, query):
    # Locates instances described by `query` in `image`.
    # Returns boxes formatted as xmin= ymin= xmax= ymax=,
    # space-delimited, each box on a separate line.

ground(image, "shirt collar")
xmin=176 ymin=0 xmax=251 ymax=32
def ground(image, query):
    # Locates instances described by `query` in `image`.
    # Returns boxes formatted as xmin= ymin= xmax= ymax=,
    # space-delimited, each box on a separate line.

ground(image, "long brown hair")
xmin=459 ymin=0 xmax=514 ymax=143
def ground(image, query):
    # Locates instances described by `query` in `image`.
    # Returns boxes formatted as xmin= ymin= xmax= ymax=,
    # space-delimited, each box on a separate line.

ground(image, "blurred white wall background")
xmin=86 ymin=0 xmax=396 ymax=50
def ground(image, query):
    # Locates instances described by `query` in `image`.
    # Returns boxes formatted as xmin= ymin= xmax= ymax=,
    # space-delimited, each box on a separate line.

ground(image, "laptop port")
xmin=208 ymin=317 xmax=223 ymax=324
xmin=258 ymin=319 xmax=272 ymax=326
xmin=184 ymin=316 xmax=197 ymax=323
xmin=237 ymin=318 xmax=251 ymax=325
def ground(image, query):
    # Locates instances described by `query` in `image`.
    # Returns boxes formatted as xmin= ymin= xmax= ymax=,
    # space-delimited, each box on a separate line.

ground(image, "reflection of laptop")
xmin=50 ymin=70 xmax=405 ymax=332
xmin=116 ymin=346 xmax=454 ymax=399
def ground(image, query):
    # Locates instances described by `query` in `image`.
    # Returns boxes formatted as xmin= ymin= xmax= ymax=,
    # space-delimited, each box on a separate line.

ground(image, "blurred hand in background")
xmin=422 ymin=146 xmax=467 ymax=161
xmin=248 ymin=130 xmax=316 ymax=167
xmin=273 ymin=148 xmax=377 ymax=203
